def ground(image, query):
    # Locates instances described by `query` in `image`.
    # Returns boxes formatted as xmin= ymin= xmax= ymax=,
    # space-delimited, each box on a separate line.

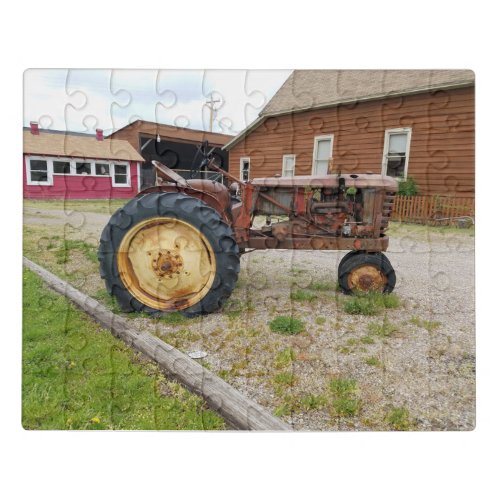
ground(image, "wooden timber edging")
xmin=23 ymin=257 xmax=291 ymax=431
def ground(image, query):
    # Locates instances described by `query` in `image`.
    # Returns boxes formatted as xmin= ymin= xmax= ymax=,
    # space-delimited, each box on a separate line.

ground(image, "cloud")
xmin=24 ymin=69 xmax=292 ymax=135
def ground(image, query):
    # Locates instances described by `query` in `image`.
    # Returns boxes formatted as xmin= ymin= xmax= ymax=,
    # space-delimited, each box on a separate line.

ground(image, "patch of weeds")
xmin=273 ymin=371 xmax=296 ymax=388
xmin=218 ymin=369 xmax=231 ymax=381
xmin=274 ymin=403 xmax=292 ymax=417
xmin=290 ymin=267 xmax=307 ymax=275
xmin=300 ymin=394 xmax=327 ymax=410
xmin=274 ymin=347 xmax=296 ymax=369
xmin=308 ymin=281 xmax=336 ymax=291
xmin=410 ymin=316 xmax=442 ymax=333
xmin=55 ymin=239 xmax=98 ymax=264
xmin=368 ymin=316 xmax=399 ymax=338
xmin=329 ymin=377 xmax=361 ymax=417
xmin=269 ymin=316 xmax=305 ymax=335
xmin=290 ymin=289 xmax=317 ymax=302
xmin=360 ymin=336 xmax=375 ymax=344
xmin=364 ymin=356 xmax=383 ymax=367
xmin=345 ymin=338 xmax=359 ymax=346
xmin=315 ymin=316 xmax=326 ymax=326
xmin=385 ymin=407 xmax=414 ymax=431
xmin=343 ymin=291 xmax=400 ymax=316
xmin=338 ymin=346 xmax=353 ymax=354
xmin=161 ymin=311 xmax=190 ymax=325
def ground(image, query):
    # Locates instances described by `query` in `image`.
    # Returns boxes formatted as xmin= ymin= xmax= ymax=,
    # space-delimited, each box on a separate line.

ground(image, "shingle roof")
xmin=224 ymin=69 xmax=475 ymax=150
xmin=23 ymin=129 xmax=144 ymax=162
xmin=261 ymin=69 xmax=475 ymax=115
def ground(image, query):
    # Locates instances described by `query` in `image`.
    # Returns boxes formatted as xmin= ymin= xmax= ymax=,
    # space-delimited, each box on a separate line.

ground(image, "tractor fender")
xmin=137 ymin=184 xmax=233 ymax=225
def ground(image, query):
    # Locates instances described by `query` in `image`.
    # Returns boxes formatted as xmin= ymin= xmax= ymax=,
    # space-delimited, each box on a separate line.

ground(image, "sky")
xmin=23 ymin=69 xmax=292 ymax=136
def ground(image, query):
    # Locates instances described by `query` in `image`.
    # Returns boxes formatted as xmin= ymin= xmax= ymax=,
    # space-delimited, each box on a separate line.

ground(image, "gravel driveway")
xmin=23 ymin=205 xmax=475 ymax=431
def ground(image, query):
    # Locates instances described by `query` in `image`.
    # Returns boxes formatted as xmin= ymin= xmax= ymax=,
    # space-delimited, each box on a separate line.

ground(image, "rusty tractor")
xmin=99 ymin=142 xmax=398 ymax=316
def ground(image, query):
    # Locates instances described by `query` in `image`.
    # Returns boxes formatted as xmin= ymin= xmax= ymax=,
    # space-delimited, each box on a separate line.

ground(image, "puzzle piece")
xmin=22 ymin=69 xmax=475 ymax=431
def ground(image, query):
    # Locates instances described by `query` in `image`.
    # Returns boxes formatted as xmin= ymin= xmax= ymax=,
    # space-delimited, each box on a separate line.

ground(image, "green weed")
xmin=269 ymin=316 xmax=305 ymax=335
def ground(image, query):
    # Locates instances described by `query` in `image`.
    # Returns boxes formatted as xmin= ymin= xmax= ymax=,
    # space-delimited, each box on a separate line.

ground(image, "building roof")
xmin=23 ymin=129 xmax=144 ymax=162
xmin=224 ymin=69 xmax=475 ymax=150
xmin=108 ymin=119 xmax=235 ymax=147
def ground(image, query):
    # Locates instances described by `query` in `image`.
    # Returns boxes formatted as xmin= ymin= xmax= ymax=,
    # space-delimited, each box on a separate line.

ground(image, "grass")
xmin=368 ymin=316 xmax=400 ymax=338
xmin=343 ymin=291 xmax=400 ymax=316
xmin=308 ymin=281 xmax=337 ymax=291
xmin=364 ymin=356 xmax=383 ymax=368
xmin=55 ymin=239 xmax=98 ymax=264
xmin=329 ymin=377 xmax=361 ymax=417
xmin=22 ymin=268 xmax=224 ymax=430
xmin=24 ymin=198 xmax=127 ymax=214
xmin=410 ymin=316 xmax=442 ymax=333
xmin=273 ymin=371 xmax=297 ymax=388
xmin=290 ymin=289 xmax=317 ymax=302
xmin=315 ymin=316 xmax=326 ymax=325
xmin=385 ymin=406 xmax=414 ymax=431
xmin=269 ymin=316 xmax=305 ymax=335
xmin=300 ymin=394 xmax=327 ymax=410
xmin=274 ymin=347 xmax=296 ymax=369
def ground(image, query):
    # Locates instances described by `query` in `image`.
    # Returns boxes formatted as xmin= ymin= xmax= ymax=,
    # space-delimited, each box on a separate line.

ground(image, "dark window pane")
xmin=76 ymin=162 xmax=91 ymax=175
xmin=31 ymin=171 xmax=48 ymax=182
xmin=114 ymin=174 xmax=128 ymax=184
xmin=114 ymin=164 xmax=127 ymax=175
xmin=241 ymin=160 xmax=250 ymax=181
xmin=30 ymin=160 xmax=47 ymax=171
xmin=53 ymin=161 xmax=71 ymax=174
xmin=96 ymin=163 xmax=110 ymax=175
xmin=386 ymin=155 xmax=406 ymax=177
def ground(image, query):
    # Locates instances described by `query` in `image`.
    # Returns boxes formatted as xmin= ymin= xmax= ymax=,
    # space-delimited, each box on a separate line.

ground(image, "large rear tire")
xmin=98 ymin=192 xmax=240 ymax=316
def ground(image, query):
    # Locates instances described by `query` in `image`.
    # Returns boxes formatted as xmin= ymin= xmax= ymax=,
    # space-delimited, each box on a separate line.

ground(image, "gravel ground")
xmin=23 ymin=206 xmax=475 ymax=431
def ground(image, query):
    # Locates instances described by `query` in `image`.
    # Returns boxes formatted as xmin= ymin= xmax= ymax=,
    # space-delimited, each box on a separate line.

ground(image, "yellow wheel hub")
xmin=117 ymin=217 xmax=216 ymax=311
xmin=347 ymin=264 xmax=387 ymax=292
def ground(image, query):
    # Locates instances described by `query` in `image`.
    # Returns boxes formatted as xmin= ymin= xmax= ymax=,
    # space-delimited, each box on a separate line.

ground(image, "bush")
xmin=398 ymin=176 xmax=418 ymax=196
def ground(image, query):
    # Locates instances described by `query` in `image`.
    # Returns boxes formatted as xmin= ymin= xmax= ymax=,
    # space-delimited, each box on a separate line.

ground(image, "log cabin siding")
xmin=228 ymin=86 xmax=475 ymax=197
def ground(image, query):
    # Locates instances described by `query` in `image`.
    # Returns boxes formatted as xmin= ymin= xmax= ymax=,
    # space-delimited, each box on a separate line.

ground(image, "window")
xmin=112 ymin=163 xmax=130 ymax=186
xmin=382 ymin=128 xmax=412 ymax=179
xmin=282 ymin=155 xmax=296 ymax=177
xmin=95 ymin=163 xmax=110 ymax=176
xmin=26 ymin=158 xmax=51 ymax=185
xmin=53 ymin=160 xmax=71 ymax=174
xmin=240 ymin=157 xmax=250 ymax=181
xmin=76 ymin=161 xmax=91 ymax=175
xmin=312 ymin=135 xmax=334 ymax=175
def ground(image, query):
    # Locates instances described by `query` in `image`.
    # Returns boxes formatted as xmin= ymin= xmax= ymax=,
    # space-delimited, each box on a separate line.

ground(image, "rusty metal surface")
xmin=347 ymin=264 xmax=388 ymax=292
xmin=245 ymin=236 xmax=389 ymax=252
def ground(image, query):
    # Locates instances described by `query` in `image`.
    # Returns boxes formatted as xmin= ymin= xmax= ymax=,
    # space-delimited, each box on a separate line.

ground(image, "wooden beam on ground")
xmin=23 ymin=257 xmax=291 ymax=431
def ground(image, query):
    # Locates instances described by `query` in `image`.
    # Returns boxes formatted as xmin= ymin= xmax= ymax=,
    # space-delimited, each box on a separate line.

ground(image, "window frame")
xmin=381 ymin=127 xmax=412 ymax=179
xmin=312 ymin=134 xmax=334 ymax=175
xmin=111 ymin=162 xmax=131 ymax=187
xmin=282 ymin=154 xmax=296 ymax=177
xmin=25 ymin=156 xmax=52 ymax=186
xmin=240 ymin=157 xmax=251 ymax=182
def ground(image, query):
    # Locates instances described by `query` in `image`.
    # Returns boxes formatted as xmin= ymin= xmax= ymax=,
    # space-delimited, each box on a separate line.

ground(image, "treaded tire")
xmin=338 ymin=252 xmax=395 ymax=295
xmin=98 ymin=192 xmax=240 ymax=317
xmin=338 ymin=250 xmax=362 ymax=270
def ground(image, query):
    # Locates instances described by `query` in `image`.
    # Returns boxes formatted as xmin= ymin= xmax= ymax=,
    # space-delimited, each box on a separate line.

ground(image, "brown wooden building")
xmin=109 ymin=120 xmax=233 ymax=189
xmin=224 ymin=70 xmax=475 ymax=198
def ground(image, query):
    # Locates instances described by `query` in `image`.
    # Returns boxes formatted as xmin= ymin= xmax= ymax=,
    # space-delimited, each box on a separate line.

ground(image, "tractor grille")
xmin=381 ymin=191 xmax=396 ymax=232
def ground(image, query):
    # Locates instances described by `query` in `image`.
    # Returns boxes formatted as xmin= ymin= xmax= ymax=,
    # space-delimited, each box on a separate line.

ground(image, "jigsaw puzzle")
xmin=22 ymin=69 xmax=475 ymax=431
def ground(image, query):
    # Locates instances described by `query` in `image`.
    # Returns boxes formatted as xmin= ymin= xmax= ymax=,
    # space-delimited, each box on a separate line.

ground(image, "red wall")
xmin=23 ymin=156 xmax=141 ymax=199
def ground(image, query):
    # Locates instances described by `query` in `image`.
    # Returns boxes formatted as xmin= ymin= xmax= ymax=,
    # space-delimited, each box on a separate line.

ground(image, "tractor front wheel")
xmin=98 ymin=192 xmax=240 ymax=316
xmin=338 ymin=252 xmax=395 ymax=295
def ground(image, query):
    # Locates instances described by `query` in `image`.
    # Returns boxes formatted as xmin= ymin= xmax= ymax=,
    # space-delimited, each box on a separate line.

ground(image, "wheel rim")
xmin=117 ymin=217 xmax=216 ymax=311
xmin=347 ymin=264 xmax=387 ymax=292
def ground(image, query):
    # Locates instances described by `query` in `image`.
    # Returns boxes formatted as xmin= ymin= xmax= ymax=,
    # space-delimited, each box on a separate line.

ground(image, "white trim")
xmin=25 ymin=156 xmax=53 ymax=186
xmin=381 ymin=127 xmax=412 ymax=179
xmin=136 ymin=162 xmax=141 ymax=191
xmin=312 ymin=134 xmax=334 ymax=175
xmin=282 ymin=154 xmax=296 ymax=177
xmin=239 ymin=157 xmax=251 ymax=181
xmin=111 ymin=162 xmax=131 ymax=187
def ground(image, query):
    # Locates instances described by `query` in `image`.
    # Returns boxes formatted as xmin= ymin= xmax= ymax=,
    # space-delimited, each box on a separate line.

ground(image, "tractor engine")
xmin=251 ymin=174 xmax=397 ymax=241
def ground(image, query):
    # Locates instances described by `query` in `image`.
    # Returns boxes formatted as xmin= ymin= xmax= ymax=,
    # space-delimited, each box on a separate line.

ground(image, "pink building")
xmin=23 ymin=123 xmax=144 ymax=199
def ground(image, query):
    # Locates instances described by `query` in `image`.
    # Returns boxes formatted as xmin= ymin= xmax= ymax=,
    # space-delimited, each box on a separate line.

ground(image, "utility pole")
xmin=205 ymin=95 xmax=221 ymax=132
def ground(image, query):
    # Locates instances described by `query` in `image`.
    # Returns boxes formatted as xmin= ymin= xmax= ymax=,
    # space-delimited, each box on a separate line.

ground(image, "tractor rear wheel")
xmin=338 ymin=252 xmax=395 ymax=295
xmin=98 ymin=192 xmax=240 ymax=316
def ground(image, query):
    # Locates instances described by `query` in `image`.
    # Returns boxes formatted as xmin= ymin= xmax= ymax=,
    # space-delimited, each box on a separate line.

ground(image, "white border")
xmin=239 ymin=156 xmax=251 ymax=181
